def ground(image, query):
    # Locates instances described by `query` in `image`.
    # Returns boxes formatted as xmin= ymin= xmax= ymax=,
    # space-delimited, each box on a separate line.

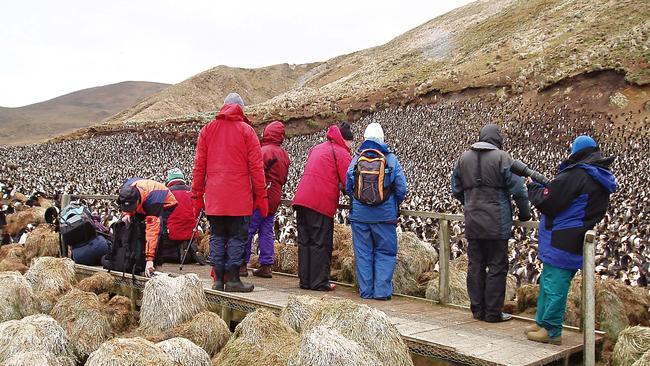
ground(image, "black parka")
xmin=451 ymin=124 xmax=531 ymax=240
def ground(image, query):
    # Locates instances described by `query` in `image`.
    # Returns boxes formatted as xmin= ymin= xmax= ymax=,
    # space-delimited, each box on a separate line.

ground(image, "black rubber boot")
xmin=225 ymin=267 xmax=254 ymax=292
xmin=212 ymin=266 xmax=225 ymax=291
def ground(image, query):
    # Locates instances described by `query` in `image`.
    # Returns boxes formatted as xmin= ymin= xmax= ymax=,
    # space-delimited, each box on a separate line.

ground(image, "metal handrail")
xmin=60 ymin=193 xmax=595 ymax=364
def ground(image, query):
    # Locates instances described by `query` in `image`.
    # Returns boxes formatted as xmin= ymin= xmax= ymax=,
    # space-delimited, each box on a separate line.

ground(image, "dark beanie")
xmin=338 ymin=121 xmax=353 ymax=141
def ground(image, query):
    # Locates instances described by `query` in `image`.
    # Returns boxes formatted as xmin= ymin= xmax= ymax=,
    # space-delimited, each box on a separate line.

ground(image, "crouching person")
xmin=192 ymin=93 xmax=267 ymax=292
xmin=117 ymin=178 xmax=178 ymax=277
xmin=244 ymin=121 xmax=291 ymax=278
xmin=525 ymin=136 xmax=616 ymax=345
xmin=346 ymin=123 xmax=407 ymax=300
xmin=157 ymin=168 xmax=206 ymax=265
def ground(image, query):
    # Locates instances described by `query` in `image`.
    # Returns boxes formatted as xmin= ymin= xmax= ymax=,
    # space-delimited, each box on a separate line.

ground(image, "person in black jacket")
xmin=452 ymin=124 xmax=531 ymax=323
xmin=525 ymin=135 xmax=617 ymax=345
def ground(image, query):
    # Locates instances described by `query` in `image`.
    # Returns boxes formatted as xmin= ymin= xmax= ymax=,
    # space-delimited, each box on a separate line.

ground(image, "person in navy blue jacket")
xmin=346 ymin=122 xmax=407 ymax=300
xmin=525 ymin=135 xmax=617 ymax=345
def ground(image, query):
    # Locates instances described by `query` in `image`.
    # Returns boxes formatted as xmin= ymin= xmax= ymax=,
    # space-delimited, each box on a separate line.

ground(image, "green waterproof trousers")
xmin=535 ymin=262 xmax=578 ymax=338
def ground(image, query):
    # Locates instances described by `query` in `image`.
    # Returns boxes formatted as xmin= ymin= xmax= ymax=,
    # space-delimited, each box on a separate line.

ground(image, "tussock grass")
xmin=139 ymin=273 xmax=207 ymax=333
xmin=157 ymin=337 xmax=211 ymax=366
xmin=0 ymin=314 xmax=76 ymax=364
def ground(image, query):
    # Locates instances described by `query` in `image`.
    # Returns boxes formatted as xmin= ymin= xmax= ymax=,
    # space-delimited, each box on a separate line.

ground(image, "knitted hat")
xmin=223 ymin=92 xmax=245 ymax=108
xmin=363 ymin=122 xmax=384 ymax=142
xmin=118 ymin=185 xmax=140 ymax=213
xmin=571 ymin=135 xmax=598 ymax=155
xmin=338 ymin=121 xmax=354 ymax=141
xmin=165 ymin=168 xmax=185 ymax=186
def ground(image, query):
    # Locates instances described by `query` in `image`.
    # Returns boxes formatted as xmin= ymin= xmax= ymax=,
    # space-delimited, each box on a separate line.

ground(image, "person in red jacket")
xmin=293 ymin=122 xmax=353 ymax=291
xmin=118 ymin=178 xmax=178 ymax=277
xmin=192 ymin=92 xmax=268 ymax=293
xmin=157 ymin=168 xmax=206 ymax=265
xmin=243 ymin=121 xmax=291 ymax=278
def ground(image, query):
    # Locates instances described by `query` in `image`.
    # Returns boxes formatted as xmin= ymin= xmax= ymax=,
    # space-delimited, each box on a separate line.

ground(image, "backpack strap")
xmin=475 ymin=150 xmax=484 ymax=187
xmin=471 ymin=149 xmax=507 ymax=189
xmin=330 ymin=142 xmax=343 ymax=188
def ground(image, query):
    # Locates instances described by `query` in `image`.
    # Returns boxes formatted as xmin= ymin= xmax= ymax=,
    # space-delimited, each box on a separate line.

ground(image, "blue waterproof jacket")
xmin=346 ymin=139 xmax=407 ymax=223
xmin=528 ymin=149 xmax=617 ymax=270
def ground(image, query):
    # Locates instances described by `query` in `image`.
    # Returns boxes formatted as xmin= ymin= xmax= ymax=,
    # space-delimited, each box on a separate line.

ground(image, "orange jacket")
xmin=121 ymin=178 xmax=177 ymax=261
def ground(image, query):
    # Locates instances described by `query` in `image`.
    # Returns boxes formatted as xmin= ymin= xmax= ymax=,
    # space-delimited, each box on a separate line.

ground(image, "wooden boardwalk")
xmin=155 ymin=263 xmax=596 ymax=366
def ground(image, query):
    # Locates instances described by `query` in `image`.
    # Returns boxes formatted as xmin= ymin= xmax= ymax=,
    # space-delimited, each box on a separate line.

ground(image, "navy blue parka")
xmin=528 ymin=148 xmax=617 ymax=270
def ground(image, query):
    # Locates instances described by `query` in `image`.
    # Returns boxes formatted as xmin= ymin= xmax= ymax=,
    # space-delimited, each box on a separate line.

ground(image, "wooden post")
xmin=130 ymin=286 xmax=137 ymax=312
xmin=221 ymin=305 xmax=233 ymax=330
xmin=438 ymin=219 xmax=451 ymax=305
xmin=59 ymin=194 xmax=71 ymax=258
xmin=582 ymin=230 xmax=596 ymax=366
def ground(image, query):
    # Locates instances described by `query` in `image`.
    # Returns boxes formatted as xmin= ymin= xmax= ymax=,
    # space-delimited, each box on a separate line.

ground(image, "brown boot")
xmin=527 ymin=327 xmax=562 ymax=345
xmin=524 ymin=323 xmax=542 ymax=335
xmin=239 ymin=264 xmax=249 ymax=277
xmin=253 ymin=265 xmax=273 ymax=278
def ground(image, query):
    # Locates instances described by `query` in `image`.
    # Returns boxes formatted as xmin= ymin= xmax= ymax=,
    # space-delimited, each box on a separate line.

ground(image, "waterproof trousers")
xmin=467 ymin=239 xmax=508 ymax=321
xmin=296 ymin=206 xmax=333 ymax=291
xmin=208 ymin=216 xmax=250 ymax=271
xmin=351 ymin=222 xmax=397 ymax=299
xmin=244 ymin=209 xmax=276 ymax=266
xmin=535 ymin=262 xmax=577 ymax=338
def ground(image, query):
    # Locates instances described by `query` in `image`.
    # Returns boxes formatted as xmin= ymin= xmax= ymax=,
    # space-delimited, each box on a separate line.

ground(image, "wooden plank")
xmin=81 ymin=264 xmax=594 ymax=366
xmin=238 ymin=290 xmax=291 ymax=307
xmin=395 ymin=320 xmax=448 ymax=336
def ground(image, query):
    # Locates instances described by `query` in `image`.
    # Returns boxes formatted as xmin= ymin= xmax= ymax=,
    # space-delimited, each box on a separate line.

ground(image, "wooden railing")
xmin=60 ymin=194 xmax=596 ymax=365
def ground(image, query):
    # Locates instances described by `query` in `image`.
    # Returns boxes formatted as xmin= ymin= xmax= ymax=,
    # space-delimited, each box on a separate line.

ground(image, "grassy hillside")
xmin=67 ymin=0 xmax=650 ymax=138
xmin=0 ymin=81 xmax=168 ymax=145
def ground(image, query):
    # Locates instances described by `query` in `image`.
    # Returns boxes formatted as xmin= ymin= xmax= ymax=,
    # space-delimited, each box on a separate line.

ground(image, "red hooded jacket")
xmin=191 ymin=104 xmax=267 ymax=216
xmin=262 ymin=121 xmax=291 ymax=214
xmin=293 ymin=125 xmax=352 ymax=217
xmin=165 ymin=182 xmax=195 ymax=241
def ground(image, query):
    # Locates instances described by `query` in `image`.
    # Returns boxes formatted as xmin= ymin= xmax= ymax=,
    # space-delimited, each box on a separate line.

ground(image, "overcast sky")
xmin=0 ymin=0 xmax=473 ymax=107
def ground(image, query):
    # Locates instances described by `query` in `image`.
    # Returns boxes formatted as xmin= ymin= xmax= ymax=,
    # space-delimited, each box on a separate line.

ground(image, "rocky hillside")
xmin=73 ymin=0 xmax=650 ymax=139
xmin=0 ymin=81 xmax=168 ymax=145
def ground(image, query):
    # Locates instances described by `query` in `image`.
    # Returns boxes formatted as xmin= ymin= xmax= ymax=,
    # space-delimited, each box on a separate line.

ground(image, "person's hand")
xmin=192 ymin=198 xmax=204 ymax=218
xmin=145 ymin=260 xmax=155 ymax=277
xmin=255 ymin=196 xmax=269 ymax=218
xmin=518 ymin=214 xmax=532 ymax=222
xmin=121 ymin=214 xmax=131 ymax=224
xmin=525 ymin=177 xmax=533 ymax=185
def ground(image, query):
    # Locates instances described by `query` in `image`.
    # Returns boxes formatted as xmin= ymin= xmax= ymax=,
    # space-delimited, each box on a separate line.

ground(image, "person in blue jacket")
xmin=346 ymin=122 xmax=407 ymax=300
xmin=525 ymin=135 xmax=617 ymax=345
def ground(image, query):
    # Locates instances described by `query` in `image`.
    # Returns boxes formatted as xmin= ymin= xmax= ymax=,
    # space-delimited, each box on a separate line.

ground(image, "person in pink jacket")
xmin=293 ymin=122 xmax=353 ymax=291
xmin=192 ymin=92 xmax=268 ymax=293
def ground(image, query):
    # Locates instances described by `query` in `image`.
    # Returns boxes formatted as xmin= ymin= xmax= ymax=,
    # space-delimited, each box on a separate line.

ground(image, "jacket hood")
xmin=216 ymin=103 xmax=251 ymax=125
xmin=327 ymin=125 xmax=351 ymax=152
xmin=478 ymin=124 xmax=503 ymax=149
xmin=560 ymin=150 xmax=618 ymax=193
xmin=358 ymin=138 xmax=391 ymax=154
xmin=262 ymin=120 xmax=285 ymax=146
xmin=166 ymin=180 xmax=186 ymax=188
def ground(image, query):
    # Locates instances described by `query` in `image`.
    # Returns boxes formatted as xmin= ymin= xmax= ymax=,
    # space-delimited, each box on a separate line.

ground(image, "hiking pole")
xmin=179 ymin=208 xmax=205 ymax=271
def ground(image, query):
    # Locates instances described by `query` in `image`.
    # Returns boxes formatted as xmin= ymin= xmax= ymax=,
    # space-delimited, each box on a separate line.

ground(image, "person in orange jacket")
xmin=118 ymin=178 xmax=178 ymax=277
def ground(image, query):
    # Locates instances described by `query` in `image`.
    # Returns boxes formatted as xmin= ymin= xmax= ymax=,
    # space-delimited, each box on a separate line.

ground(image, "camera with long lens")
xmin=510 ymin=160 xmax=551 ymax=186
